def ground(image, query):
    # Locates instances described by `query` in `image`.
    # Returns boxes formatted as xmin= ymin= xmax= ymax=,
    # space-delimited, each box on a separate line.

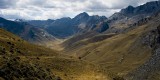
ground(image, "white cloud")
xmin=0 ymin=0 xmax=158 ymax=20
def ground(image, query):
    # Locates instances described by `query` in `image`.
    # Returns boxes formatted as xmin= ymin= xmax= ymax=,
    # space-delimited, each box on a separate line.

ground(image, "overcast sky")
xmin=0 ymin=0 xmax=158 ymax=20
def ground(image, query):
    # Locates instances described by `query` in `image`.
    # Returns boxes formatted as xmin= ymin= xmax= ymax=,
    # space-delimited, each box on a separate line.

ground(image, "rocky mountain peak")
xmin=73 ymin=12 xmax=89 ymax=20
xmin=120 ymin=5 xmax=135 ymax=16
xmin=109 ymin=0 xmax=160 ymax=21
xmin=0 ymin=17 xmax=6 ymax=21
xmin=121 ymin=1 xmax=160 ymax=16
xmin=14 ymin=19 xmax=26 ymax=22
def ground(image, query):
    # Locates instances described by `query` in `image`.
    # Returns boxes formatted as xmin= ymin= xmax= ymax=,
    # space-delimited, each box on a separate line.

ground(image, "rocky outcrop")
xmin=117 ymin=1 xmax=160 ymax=18
xmin=125 ymin=24 xmax=160 ymax=80
xmin=106 ymin=0 xmax=160 ymax=34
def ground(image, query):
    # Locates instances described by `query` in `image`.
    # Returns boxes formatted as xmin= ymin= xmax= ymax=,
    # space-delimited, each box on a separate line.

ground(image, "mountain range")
xmin=0 ymin=12 xmax=109 ymax=45
xmin=27 ymin=12 xmax=108 ymax=38
xmin=0 ymin=17 xmax=56 ymax=44
xmin=0 ymin=0 xmax=160 ymax=80
xmin=107 ymin=1 xmax=160 ymax=33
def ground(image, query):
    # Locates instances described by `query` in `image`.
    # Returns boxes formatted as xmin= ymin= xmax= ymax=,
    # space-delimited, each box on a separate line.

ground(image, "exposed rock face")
xmin=117 ymin=1 xmax=160 ymax=18
xmin=106 ymin=0 xmax=160 ymax=34
xmin=125 ymin=24 xmax=160 ymax=80
xmin=95 ymin=22 xmax=109 ymax=33
xmin=72 ymin=12 xmax=90 ymax=25
xmin=121 ymin=5 xmax=135 ymax=16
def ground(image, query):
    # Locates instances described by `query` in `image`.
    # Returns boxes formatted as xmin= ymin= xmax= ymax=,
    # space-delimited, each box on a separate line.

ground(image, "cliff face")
xmin=125 ymin=22 xmax=160 ymax=80
xmin=106 ymin=1 xmax=160 ymax=34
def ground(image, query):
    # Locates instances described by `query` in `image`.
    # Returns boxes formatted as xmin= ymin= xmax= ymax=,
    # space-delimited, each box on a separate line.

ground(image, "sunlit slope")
xmin=0 ymin=28 xmax=112 ymax=80
xmin=65 ymin=14 xmax=160 ymax=77
xmin=0 ymin=28 xmax=58 ymax=56
xmin=66 ymin=24 xmax=151 ymax=75
xmin=63 ymin=33 xmax=116 ymax=53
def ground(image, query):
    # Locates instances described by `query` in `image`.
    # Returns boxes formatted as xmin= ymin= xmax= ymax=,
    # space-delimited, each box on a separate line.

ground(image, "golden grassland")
xmin=0 ymin=28 xmax=112 ymax=80
xmin=62 ymin=14 xmax=160 ymax=78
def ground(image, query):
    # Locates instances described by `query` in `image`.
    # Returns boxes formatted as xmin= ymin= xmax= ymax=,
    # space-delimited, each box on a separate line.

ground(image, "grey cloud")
xmin=0 ymin=0 xmax=18 ymax=9
xmin=1 ymin=14 xmax=24 ymax=20
xmin=86 ymin=0 xmax=108 ymax=12
xmin=61 ymin=0 xmax=86 ymax=2
xmin=28 ymin=0 xmax=47 ymax=7
xmin=108 ymin=0 xmax=158 ymax=9
xmin=0 ymin=0 xmax=159 ymax=20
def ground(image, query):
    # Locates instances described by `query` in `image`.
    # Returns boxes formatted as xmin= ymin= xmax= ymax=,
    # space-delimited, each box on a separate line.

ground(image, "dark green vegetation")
xmin=0 ymin=56 xmax=58 ymax=80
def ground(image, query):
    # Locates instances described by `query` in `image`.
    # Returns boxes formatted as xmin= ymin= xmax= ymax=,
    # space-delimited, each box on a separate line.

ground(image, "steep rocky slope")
xmin=125 ymin=14 xmax=160 ymax=80
xmin=106 ymin=0 xmax=160 ymax=34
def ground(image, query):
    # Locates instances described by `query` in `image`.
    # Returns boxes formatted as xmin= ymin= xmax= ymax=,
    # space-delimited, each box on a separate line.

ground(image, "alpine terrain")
xmin=0 ymin=0 xmax=160 ymax=80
